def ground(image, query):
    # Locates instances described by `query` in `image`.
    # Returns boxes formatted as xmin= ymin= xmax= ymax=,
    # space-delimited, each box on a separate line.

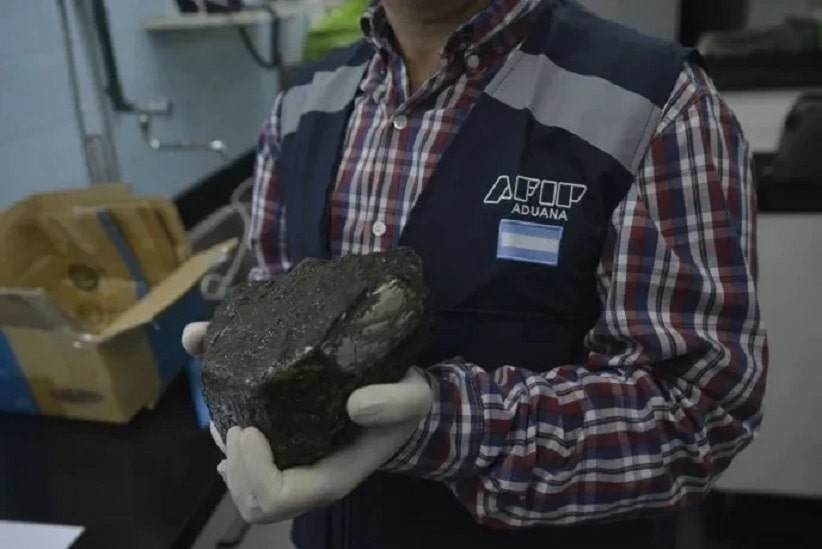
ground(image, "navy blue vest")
xmin=276 ymin=1 xmax=697 ymax=547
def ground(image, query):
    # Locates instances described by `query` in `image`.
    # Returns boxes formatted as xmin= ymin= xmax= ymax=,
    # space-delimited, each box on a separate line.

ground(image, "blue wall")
xmin=1 ymin=0 xmax=306 ymax=208
xmin=0 ymin=0 xmax=89 ymax=205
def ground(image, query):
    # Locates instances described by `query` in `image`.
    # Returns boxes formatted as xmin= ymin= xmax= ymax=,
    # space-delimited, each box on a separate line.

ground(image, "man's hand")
xmin=181 ymin=322 xmax=433 ymax=524
xmin=219 ymin=368 xmax=432 ymax=523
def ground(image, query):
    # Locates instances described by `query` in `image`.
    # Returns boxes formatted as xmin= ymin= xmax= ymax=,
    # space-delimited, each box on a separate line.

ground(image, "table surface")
xmin=0 ymin=374 xmax=225 ymax=549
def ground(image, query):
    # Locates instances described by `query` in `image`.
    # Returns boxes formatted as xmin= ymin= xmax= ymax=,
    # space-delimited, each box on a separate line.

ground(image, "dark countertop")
xmin=0 ymin=373 xmax=226 ymax=549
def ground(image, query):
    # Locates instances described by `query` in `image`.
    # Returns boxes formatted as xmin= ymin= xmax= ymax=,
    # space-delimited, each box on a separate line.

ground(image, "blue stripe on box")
xmin=96 ymin=209 xmax=149 ymax=299
xmin=96 ymin=207 xmax=208 ymax=420
xmin=497 ymin=219 xmax=563 ymax=266
xmin=143 ymin=287 xmax=207 ymax=386
xmin=0 ymin=330 xmax=39 ymax=415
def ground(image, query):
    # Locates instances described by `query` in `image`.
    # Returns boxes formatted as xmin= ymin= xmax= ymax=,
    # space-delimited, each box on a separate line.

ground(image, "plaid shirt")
xmin=249 ymin=0 xmax=767 ymax=527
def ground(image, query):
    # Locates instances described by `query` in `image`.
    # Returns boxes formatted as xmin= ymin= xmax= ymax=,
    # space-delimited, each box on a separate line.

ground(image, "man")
xmin=182 ymin=0 xmax=768 ymax=547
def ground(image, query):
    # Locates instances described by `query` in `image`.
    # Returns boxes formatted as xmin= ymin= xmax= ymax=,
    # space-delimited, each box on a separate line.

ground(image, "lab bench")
xmin=0 ymin=372 xmax=292 ymax=549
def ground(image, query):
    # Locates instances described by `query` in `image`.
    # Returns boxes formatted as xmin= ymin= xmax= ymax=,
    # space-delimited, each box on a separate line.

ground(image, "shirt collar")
xmin=361 ymin=0 xmax=544 ymax=59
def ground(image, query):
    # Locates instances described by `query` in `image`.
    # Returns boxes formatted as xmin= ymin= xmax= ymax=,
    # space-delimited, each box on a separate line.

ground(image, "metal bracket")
xmin=138 ymin=113 xmax=228 ymax=160
xmin=137 ymin=99 xmax=173 ymax=117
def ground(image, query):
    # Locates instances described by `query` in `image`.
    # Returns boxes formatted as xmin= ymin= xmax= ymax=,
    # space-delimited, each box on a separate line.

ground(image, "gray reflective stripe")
xmin=281 ymin=63 xmax=368 ymax=138
xmin=486 ymin=50 xmax=662 ymax=173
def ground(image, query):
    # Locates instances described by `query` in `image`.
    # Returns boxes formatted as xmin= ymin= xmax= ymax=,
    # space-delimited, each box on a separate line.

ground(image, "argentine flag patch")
xmin=497 ymin=219 xmax=563 ymax=266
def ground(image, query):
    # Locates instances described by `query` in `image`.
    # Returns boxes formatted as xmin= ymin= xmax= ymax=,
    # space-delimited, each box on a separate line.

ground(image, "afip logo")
xmin=483 ymin=175 xmax=587 ymax=222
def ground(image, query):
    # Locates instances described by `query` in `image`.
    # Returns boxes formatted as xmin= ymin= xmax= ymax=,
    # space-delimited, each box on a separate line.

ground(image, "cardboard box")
xmin=0 ymin=185 xmax=236 ymax=423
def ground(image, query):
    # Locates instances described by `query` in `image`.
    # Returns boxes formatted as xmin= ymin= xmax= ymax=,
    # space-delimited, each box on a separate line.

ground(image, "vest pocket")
xmin=420 ymin=308 xmax=595 ymax=372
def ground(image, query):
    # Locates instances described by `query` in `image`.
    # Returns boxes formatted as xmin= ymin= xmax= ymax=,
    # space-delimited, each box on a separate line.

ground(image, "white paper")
xmin=0 ymin=520 xmax=84 ymax=549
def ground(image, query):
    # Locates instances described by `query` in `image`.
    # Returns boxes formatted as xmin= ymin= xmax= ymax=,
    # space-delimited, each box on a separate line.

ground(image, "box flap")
xmin=92 ymin=239 xmax=238 ymax=342
xmin=1 ymin=184 xmax=134 ymax=220
xmin=0 ymin=287 xmax=79 ymax=331
xmin=32 ymin=184 xmax=133 ymax=211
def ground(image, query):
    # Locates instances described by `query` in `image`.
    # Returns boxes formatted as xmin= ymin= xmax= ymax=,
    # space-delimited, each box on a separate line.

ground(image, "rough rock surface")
xmin=201 ymin=247 xmax=428 ymax=469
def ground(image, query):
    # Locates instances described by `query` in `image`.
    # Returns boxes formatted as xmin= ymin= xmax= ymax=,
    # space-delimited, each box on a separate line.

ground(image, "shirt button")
xmin=392 ymin=115 xmax=408 ymax=130
xmin=466 ymin=54 xmax=480 ymax=69
xmin=372 ymin=220 xmax=387 ymax=237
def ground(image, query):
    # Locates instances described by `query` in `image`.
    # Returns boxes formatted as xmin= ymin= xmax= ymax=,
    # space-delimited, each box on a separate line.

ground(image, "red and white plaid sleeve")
xmin=248 ymin=91 xmax=292 ymax=281
xmin=382 ymin=62 xmax=768 ymax=527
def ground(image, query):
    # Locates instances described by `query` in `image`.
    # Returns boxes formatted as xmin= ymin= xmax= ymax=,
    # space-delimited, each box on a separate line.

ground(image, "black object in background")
xmin=204 ymin=0 xmax=243 ymax=13
xmin=174 ymin=0 xmax=199 ymax=12
xmin=753 ymin=93 xmax=822 ymax=214
xmin=679 ymin=0 xmax=822 ymax=92
xmin=173 ymin=0 xmax=242 ymax=13
xmin=175 ymin=0 xmax=243 ymax=13
xmin=769 ymin=93 xmax=822 ymax=181
xmin=175 ymin=150 xmax=254 ymax=230
xmin=679 ymin=0 xmax=749 ymax=47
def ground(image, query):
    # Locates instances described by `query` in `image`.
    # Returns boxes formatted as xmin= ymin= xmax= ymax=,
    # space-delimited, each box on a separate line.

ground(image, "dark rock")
xmin=201 ymin=247 xmax=428 ymax=469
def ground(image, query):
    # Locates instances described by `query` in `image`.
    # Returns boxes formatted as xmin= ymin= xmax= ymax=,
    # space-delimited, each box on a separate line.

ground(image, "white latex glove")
xmin=182 ymin=320 xmax=433 ymax=523
xmin=219 ymin=368 xmax=432 ymax=524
